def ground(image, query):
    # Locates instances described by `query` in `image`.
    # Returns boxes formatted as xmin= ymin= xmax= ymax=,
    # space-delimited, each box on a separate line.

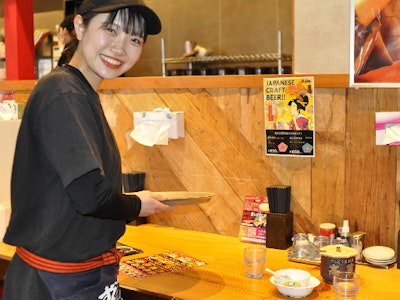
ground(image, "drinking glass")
xmin=243 ymin=246 xmax=266 ymax=278
xmin=313 ymin=235 xmax=329 ymax=248
xmin=333 ymin=272 xmax=360 ymax=300
xmin=289 ymin=233 xmax=320 ymax=260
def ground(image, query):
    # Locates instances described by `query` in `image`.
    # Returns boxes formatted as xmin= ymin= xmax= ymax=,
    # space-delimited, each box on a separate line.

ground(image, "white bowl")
xmin=273 ymin=268 xmax=311 ymax=287
xmin=270 ymin=276 xmax=320 ymax=298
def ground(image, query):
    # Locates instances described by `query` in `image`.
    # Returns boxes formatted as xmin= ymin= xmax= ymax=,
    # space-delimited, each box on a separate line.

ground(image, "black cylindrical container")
xmin=320 ymin=245 xmax=358 ymax=284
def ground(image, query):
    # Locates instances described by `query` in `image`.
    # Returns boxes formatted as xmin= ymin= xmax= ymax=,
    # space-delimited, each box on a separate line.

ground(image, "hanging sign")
xmin=264 ymin=76 xmax=315 ymax=157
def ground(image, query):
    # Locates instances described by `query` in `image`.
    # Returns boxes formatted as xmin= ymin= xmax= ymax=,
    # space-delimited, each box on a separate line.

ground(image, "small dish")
xmin=270 ymin=276 xmax=320 ymax=298
xmin=273 ymin=268 xmax=311 ymax=287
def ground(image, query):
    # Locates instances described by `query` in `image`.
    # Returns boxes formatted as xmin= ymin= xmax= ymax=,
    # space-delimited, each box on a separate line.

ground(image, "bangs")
xmin=104 ymin=8 xmax=147 ymax=40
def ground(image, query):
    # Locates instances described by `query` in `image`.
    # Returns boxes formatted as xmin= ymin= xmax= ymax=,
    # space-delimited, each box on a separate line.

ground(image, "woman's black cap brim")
xmin=77 ymin=1 xmax=161 ymax=35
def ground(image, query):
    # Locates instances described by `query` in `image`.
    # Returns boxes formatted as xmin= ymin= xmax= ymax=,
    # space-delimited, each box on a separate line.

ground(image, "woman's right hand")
xmin=133 ymin=190 xmax=174 ymax=217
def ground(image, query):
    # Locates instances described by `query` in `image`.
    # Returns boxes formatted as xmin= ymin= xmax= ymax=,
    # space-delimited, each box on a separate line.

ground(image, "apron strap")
xmin=16 ymin=246 xmax=123 ymax=273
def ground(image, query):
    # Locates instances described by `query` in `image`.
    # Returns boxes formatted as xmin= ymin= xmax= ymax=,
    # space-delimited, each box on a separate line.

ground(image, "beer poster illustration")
xmin=264 ymin=77 xmax=315 ymax=157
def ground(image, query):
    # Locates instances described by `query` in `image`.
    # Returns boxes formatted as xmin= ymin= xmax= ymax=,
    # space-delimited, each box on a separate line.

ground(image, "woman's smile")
xmin=100 ymin=54 xmax=124 ymax=69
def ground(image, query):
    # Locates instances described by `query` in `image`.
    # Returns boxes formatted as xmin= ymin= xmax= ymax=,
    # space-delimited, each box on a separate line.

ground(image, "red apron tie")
xmin=16 ymin=246 xmax=123 ymax=273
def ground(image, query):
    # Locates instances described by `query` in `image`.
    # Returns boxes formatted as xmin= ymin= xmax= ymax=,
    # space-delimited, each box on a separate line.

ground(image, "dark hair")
xmin=104 ymin=7 xmax=148 ymax=41
xmin=61 ymin=8 xmax=148 ymax=66
xmin=58 ymin=14 xmax=78 ymax=66
xmin=60 ymin=14 xmax=76 ymax=35
xmin=288 ymin=95 xmax=309 ymax=111
xmin=58 ymin=39 xmax=79 ymax=66
xmin=81 ymin=7 xmax=148 ymax=41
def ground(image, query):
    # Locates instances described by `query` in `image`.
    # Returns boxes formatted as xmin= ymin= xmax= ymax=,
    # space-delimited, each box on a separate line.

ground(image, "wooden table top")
xmin=118 ymin=224 xmax=400 ymax=300
xmin=1 ymin=224 xmax=400 ymax=299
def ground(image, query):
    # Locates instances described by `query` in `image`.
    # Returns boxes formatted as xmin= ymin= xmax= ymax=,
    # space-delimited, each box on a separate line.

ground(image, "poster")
xmin=264 ymin=76 xmax=315 ymax=157
xmin=351 ymin=0 xmax=400 ymax=87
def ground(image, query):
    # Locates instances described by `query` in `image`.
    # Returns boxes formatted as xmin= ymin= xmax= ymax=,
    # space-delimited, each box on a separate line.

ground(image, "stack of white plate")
xmin=362 ymin=246 xmax=396 ymax=266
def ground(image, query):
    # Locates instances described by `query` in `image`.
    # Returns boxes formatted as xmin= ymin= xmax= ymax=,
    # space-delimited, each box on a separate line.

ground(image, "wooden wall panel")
xmin=311 ymin=89 xmax=346 ymax=231
xmin=99 ymin=88 xmax=314 ymax=239
xmin=99 ymin=87 xmax=399 ymax=249
xmin=345 ymin=89 xmax=398 ymax=248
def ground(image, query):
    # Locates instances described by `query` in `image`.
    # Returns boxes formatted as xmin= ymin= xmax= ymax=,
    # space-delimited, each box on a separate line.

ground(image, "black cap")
xmin=77 ymin=0 xmax=161 ymax=34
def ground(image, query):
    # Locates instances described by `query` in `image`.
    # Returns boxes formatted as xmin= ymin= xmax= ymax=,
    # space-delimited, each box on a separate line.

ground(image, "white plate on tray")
xmin=363 ymin=246 xmax=395 ymax=261
xmin=365 ymin=257 xmax=396 ymax=266
xmin=125 ymin=191 xmax=215 ymax=206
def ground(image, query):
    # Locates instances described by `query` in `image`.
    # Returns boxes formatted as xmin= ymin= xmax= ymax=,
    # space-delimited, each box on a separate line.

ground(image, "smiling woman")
xmin=1 ymin=1 xmax=173 ymax=300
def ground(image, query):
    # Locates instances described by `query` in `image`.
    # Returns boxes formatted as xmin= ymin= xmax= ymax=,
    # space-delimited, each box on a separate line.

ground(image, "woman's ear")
xmin=74 ymin=15 xmax=85 ymax=40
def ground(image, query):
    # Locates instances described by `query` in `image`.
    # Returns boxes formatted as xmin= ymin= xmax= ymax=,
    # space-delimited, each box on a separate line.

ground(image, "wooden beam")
xmin=0 ymin=74 xmax=351 ymax=91
xmin=4 ymin=0 xmax=35 ymax=79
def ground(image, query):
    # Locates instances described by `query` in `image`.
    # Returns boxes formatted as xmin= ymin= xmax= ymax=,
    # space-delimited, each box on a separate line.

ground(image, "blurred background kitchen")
xmin=0 ymin=0 xmax=292 ymax=77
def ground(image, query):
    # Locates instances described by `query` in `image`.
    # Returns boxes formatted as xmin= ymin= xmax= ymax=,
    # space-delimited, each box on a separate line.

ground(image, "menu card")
xmin=239 ymin=195 xmax=269 ymax=244
xmin=120 ymin=251 xmax=206 ymax=278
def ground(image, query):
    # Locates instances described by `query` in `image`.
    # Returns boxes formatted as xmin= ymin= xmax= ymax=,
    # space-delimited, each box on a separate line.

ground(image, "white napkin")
xmin=130 ymin=120 xmax=170 ymax=146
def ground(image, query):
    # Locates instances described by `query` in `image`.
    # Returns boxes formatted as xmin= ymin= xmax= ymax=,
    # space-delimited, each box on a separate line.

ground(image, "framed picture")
xmin=350 ymin=0 xmax=400 ymax=87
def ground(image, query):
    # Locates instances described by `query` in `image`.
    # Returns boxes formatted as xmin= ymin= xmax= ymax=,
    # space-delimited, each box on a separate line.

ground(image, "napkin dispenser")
xmin=131 ymin=108 xmax=184 ymax=146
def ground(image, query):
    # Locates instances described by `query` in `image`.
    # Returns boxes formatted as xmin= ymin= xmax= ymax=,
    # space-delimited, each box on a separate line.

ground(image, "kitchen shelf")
xmin=162 ymin=53 xmax=292 ymax=76
xmin=164 ymin=53 xmax=292 ymax=64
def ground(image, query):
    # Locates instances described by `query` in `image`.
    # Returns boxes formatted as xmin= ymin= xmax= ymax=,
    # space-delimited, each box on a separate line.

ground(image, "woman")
xmin=57 ymin=14 xmax=77 ymax=66
xmin=2 ymin=1 xmax=172 ymax=299
xmin=288 ymin=95 xmax=309 ymax=130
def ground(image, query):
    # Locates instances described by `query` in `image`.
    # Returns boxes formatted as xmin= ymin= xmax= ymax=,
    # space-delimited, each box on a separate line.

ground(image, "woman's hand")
xmin=133 ymin=190 xmax=174 ymax=217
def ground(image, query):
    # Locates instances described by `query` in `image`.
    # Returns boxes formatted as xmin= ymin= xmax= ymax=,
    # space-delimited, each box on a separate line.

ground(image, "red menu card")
xmin=239 ymin=195 xmax=269 ymax=244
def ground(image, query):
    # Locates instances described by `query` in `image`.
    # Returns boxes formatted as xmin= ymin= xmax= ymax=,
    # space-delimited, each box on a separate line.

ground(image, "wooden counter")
xmin=0 ymin=74 xmax=349 ymax=91
xmin=1 ymin=224 xmax=399 ymax=299
xmin=119 ymin=224 xmax=400 ymax=299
